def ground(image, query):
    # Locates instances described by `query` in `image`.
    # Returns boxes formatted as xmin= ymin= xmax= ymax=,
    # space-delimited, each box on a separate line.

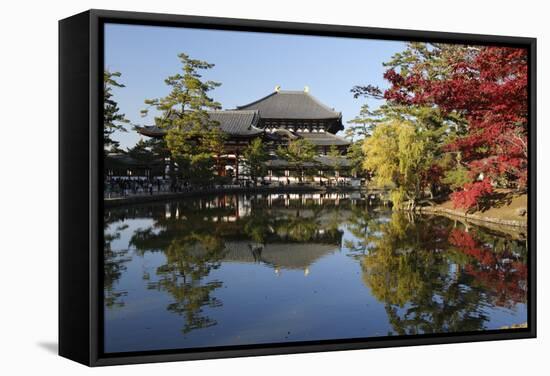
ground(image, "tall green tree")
xmin=127 ymin=139 xmax=157 ymax=163
xmin=346 ymin=103 xmax=384 ymax=138
xmin=242 ymin=138 xmax=269 ymax=185
xmin=141 ymin=53 xmax=224 ymax=185
xmin=346 ymin=141 xmax=367 ymax=179
xmin=104 ymin=70 xmax=129 ymax=154
xmin=276 ymin=138 xmax=317 ymax=183
xmin=327 ymin=145 xmax=344 ymax=183
xmin=345 ymin=105 xmax=376 ymax=180
xmin=134 ymin=136 xmax=168 ymax=156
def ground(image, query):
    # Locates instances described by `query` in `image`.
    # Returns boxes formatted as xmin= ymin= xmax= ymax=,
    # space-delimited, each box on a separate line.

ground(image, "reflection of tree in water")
xmin=128 ymin=204 xmax=230 ymax=334
xmin=344 ymin=206 xmax=382 ymax=255
xmin=108 ymin=194 xmax=527 ymax=336
xmin=448 ymin=228 xmax=528 ymax=309
xmin=129 ymin=200 xmax=267 ymax=334
xmin=146 ymin=233 xmax=227 ymax=334
xmin=126 ymin=194 xmax=348 ymax=333
xmin=358 ymin=212 xmax=527 ymax=334
xmin=104 ymin=223 xmax=130 ymax=308
xmin=275 ymin=212 xmax=321 ymax=242
xmin=243 ymin=209 xmax=273 ymax=244
xmin=242 ymin=201 xmax=344 ymax=245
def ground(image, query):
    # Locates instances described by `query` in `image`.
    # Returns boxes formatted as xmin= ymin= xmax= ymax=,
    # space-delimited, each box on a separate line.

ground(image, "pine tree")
xmin=104 ymin=70 xmax=129 ymax=154
xmin=327 ymin=145 xmax=344 ymax=183
xmin=242 ymin=138 xmax=269 ymax=185
xmin=276 ymin=138 xmax=317 ymax=183
xmin=141 ymin=53 xmax=223 ymax=185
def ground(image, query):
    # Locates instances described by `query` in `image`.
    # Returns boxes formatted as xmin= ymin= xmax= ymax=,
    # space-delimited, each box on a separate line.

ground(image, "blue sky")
xmin=104 ymin=23 xmax=407 ymax=149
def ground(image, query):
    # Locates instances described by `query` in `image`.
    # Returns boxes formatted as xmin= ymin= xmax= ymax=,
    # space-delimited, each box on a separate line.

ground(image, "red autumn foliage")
xmin=421 ymin=164 xmax=444 ymax=186
xmin=382 ymin=46 xmax=528 ymax=208
xmin=449 ymin=178 xmax=493 ymax=210
xmin=464 ymin=263 xmax=527 ymax=309
xmin=448 ymin=228 xmax=495 ymax=266
xmin=448 ymin=228 xmax=527 ymax=308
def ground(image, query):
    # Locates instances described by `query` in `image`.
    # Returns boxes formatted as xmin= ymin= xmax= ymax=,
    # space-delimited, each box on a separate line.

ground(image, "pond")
xmin=103 ymin=192 xmax=528 ymax=353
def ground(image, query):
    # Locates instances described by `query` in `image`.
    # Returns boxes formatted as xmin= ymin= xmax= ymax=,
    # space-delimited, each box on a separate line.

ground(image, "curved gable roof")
xmin=136 ymin=110 xmax=263 ymax=138
xmin=208 ymin=110 xmax=262 ymax=136
xmin=236 ymin=90 xmax=342 ymax=120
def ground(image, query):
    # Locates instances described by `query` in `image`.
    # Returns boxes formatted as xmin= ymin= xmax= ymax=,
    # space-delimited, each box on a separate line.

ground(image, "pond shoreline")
xmin=418 ymin=207 xmax=527 ymax=240
xmin=104 ymin=185 xmax=368 ymax=208
xmin=104 ymin=187 xmax=528 ymax=234
xmin=418 ymin=205 xmax=527 ymax=228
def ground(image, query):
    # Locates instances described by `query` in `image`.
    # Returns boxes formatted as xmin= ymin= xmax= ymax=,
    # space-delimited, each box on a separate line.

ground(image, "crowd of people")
xmin=104 ymin=177 xmax=167 ymax=198
xmin=104 ymin=175 xmax=359 ymax=198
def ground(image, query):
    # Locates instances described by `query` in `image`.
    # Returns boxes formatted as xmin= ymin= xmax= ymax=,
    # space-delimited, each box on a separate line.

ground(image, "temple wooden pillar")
xmin=234 ymin=151 xmax=239 ymax=180
xmin=217 ymin=159 xmax=226 ymax=176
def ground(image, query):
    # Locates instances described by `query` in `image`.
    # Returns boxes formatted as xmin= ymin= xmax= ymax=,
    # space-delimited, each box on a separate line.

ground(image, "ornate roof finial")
xmin=274 ymin=85 xmax=281 ymax=92
xmin=304 ymin=85 xmax=309 ymax=93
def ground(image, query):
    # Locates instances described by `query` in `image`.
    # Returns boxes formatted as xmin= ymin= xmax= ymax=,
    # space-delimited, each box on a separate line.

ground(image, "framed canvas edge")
xmin=91 ymin=330 xmax=535 ymax=366
xmin=89 ymin=10 xmax=101 ymax=367
xmin=88 ymin=8 xmax=536 ymax=46
xmin=65 ymin=8 xmax=536 ymax=367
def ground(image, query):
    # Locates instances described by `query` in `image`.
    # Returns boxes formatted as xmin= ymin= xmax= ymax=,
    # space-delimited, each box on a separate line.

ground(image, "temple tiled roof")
xmin=263 ymin=128 xmax=350 ymax=146
xmin=136 ymin=126 xmax=166 ymax=138
xmin=265 ymin=157 xmax=313 ymax=168
xmin=263 ymin=128 xmax=299 ymax=142
xmin=223 ymin=241 xmax=338 ymax=270
xmin=236 ymin=90 xmax=342 ymax=120
xmin=299 ymin=132 xmax=351 ymax=146
xmin=136 ymin=110 xmax=263 ymax=138
xmin=208 ymin=110 xmax=262 ymax=136
xmin=314 ymin=155 xmax=352 ymax=167
xmin=105 ymin=153 xmax=163 ymax=167
xmin=265 ymin=155 xmax=351 ymax=168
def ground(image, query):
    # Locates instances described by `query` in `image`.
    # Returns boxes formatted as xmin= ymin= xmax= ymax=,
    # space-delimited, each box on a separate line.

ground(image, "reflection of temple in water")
xmin=222 ymin=241 xmax=339 ymax=276
xmin=163 ymin=193 xmax=360 ymax=222
xmin=104 ymin=192 xmax=365 ymax=224
xmin=118 ymin=194 xmax=349 ymax=276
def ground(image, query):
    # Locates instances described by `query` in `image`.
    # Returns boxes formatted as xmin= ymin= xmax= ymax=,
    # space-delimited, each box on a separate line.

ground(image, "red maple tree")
xmin=382 ymin=46 xmax=528 ymax=208
xmin=450 ymin=178 xmax=493 ymax=210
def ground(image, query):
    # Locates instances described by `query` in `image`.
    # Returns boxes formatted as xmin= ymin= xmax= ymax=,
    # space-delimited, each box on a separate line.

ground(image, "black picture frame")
xmin=59 ymin=9 xmax=537 ymax=366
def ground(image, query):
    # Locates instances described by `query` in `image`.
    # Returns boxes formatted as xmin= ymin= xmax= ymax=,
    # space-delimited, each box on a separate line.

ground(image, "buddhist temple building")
xmin=133 ymin=87 xmax=353 ymax=182
xmin=104 ymin=153 xmax=165 ymax=179
xmin=236 ymin=87 xmax=349 ymax=154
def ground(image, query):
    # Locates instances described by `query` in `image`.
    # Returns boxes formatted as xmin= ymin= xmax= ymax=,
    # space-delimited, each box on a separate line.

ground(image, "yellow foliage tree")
xmin=363 ymin=120 xmax=433 ymax=209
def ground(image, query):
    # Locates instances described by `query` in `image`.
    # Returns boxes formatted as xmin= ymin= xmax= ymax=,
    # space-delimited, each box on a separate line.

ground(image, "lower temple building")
xmin=123 ymin=87 xmax=353 ymax=183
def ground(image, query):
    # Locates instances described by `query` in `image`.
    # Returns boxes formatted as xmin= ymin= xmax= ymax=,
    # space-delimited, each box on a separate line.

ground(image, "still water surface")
xmin=104 ymin=193 xmax=528 ymax=353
